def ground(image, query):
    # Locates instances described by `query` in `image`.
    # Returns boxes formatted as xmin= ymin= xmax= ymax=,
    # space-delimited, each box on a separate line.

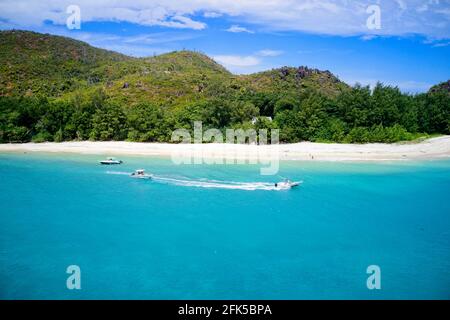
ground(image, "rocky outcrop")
xmin=429 ymin=80 xmax=450 ymax=94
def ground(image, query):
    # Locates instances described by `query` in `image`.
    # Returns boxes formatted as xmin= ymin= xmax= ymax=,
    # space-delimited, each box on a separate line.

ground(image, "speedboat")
xmin=275 ymin=179 xmax=301 ymax=189
xmin=100 ymin=157 xmax=123 ymax=165
xmin=130 ymin=169 xmax=152 ymax=180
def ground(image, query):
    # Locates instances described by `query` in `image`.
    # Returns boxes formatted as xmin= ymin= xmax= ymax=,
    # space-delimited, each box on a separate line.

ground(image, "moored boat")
xmin=100 ymin=157 xmax=123 ymax=165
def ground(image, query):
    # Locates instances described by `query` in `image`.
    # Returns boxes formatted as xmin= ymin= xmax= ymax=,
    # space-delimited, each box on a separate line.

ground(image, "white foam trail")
xmin=106 ymin=171 xmax=130 ymax=176
xmin=106 ymin=171 xmax=301 ymax=191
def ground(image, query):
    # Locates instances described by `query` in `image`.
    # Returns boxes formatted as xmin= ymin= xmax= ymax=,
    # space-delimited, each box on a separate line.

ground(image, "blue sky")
xmin=1 ymin=0 xmax=449 ymax=93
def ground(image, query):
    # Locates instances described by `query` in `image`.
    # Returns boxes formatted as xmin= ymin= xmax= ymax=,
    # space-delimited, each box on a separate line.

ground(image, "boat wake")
xmin=152 ymin=176 xmax=285 ymax=191
xmin=106 ymin=171 xmax=301 ymax=191
xmin=106 ymin=171 xmax=130 ymax=176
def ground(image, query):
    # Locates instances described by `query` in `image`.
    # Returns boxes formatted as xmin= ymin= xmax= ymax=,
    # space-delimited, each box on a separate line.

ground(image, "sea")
xmin=0 ymin=152 xmax=449 ymax=299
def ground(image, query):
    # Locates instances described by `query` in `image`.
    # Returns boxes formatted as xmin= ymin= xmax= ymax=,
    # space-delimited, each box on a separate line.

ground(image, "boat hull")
xmin=100 ymin=161 xmax=122 ymax=165
xmin=130 ymin=175 xmax=152 ymax=180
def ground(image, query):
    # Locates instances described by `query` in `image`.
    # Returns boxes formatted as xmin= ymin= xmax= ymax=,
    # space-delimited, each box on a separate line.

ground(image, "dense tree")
xmin=127 ymin=103 xmax=168 ymax=142
xmin=0 ymin=82 xmax=448 ymax=144
xmin=418 ymin=90 xmax=450 ymax=134
xmin=274 ymin=96 xmax=299 ymax=115
xmin=336 ymin=84 xmax=372 ymax=127
xmin=89 ymin=103 xmax=128 ymax=141
xmin=315 ymin=118 xmax=347 ymax=143
xmin=370 ymin=83 xmax=402 ymax=126
xmin=247 ymin=92 xmax=279 ymax=117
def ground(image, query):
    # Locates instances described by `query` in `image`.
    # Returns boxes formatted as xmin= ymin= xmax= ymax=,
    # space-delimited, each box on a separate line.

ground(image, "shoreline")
xmin=0 ymin=136 xmax=450 ymax=162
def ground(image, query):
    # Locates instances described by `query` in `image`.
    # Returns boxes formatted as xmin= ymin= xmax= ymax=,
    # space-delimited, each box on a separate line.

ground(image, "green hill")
xmin=241 ymin=66 xmax=348 ymax=97
xmin=0 ymin=30 xmax=348 ymax=104
xmin=0 ymin=30 xmax=448 ymax=144
xmin=0 ymin=30 xmax=132 ymax=96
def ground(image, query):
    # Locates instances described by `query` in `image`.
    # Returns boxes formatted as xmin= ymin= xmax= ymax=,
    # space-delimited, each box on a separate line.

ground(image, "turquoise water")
xmin=0 ymin=152 xmax=449 ymax=299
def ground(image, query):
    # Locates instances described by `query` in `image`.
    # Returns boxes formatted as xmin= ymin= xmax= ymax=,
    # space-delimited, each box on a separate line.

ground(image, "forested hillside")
xmin=0 ymin=30 xmax=449 ymax=144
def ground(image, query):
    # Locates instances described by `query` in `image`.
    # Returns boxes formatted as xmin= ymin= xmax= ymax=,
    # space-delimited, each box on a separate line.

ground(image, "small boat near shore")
xmin=275 ymin=179 xmax=301 ymax=189
xmin=100 ymin=157 xmax=123 ymax=165
xmin=130 ymin=169 xmax=152 ymax=180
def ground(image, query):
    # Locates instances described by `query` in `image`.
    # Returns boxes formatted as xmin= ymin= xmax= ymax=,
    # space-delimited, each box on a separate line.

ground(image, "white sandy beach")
xmin=1 ymin=136 xmax=450 ymax=161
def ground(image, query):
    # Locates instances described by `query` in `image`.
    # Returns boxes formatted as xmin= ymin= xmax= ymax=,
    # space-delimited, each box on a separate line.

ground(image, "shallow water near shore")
xmin=0 ymin=152 xmax=449 ymax=299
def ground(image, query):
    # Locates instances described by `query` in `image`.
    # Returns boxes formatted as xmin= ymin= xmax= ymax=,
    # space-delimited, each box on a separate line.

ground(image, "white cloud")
xmin=159 ymin=15 xmax=206 ymax=30
xmin=433 ymin=41 xmax=450 ymax=47
xmin=122 ymin=32 xmax=198 ymax=45
xmin=212 ymin=54 xmax=266 ymax=74
xmin=395 ymin=0 xmax=407 ymax=11
xmin=226 ymin=25 xmax=254 ymax=34
xmin=435 ymin=7 xmax=450 ymax=18
xmin=394 ymin=80 xmax=433 ymax=93
xmin=416 ymin=4 xmax=429 ymax=13
xmin=0 ymin=1 xmax=207 ymax=30
xmin=213 ymin=55 xmax=261 ymax=67
xmin=98 ymin=44 xmax=170 ymax=57
xmin=5 ymin=23 xmax=197 ymax=57
xmin=256 ymin=49 xmax=283 ymax=57
xmin=360 ymin=34 xmax=378 ymax=41
xmin=213 ymin=49 xmax=284 ymax=74
xmin=203 ymin=12 xmax=222 ymax=18
xmin=87 ymin=31 xmax=197 ymax=56
xmin=0 ymin=0 xmax=449 ymax=39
